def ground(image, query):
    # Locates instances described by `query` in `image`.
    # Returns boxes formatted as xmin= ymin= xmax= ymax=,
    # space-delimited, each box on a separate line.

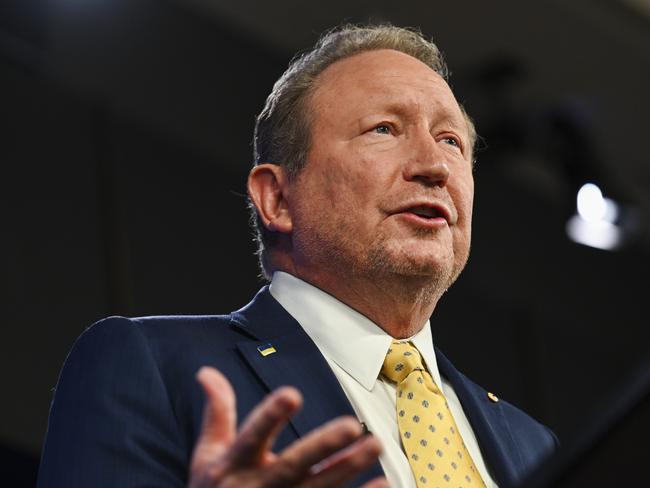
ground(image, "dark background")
xmin=2 ymin=0 xmax=649 ymax=485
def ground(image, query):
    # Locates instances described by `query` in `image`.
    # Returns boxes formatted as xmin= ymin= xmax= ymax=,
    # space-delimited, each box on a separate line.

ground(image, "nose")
xmin=402 ymin=131 xmax=450 ymax=187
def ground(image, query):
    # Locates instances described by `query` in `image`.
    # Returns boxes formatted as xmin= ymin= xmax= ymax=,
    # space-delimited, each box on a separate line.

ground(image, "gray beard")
xmin=301 ymin=225 xmax=466 ymax=306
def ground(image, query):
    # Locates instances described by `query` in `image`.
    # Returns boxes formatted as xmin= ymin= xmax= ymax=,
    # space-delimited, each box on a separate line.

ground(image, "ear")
xmin=247 ymin=164 xmax=293 ymax=234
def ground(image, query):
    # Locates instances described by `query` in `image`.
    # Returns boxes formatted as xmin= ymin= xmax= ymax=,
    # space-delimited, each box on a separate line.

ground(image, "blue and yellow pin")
xmin=257 ymin=343 xmax=277 ymax=357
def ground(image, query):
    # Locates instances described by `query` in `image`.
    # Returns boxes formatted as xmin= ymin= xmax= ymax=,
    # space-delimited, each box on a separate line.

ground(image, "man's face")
xmin=287 ymin=49 xmax=474 ymax=287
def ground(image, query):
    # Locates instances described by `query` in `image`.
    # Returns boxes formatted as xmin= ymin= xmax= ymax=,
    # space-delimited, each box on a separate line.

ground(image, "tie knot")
xmin=381 ymin=341 xmax=426 ymax=383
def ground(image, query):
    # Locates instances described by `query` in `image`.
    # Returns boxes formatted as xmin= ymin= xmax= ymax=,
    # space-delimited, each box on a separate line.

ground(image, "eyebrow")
xmin=373 ymin=100 xmax=468 ymax=137
xmin=379 ymin=99 xmax=475 ymax=160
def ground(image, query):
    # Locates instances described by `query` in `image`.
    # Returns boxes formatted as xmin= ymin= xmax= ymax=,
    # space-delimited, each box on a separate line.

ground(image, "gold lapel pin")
xmin=487 ymin=392 xmax=499 ymax=403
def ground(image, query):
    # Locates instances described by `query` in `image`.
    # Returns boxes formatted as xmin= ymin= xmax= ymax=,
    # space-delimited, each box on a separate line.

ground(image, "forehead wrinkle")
xmin=309 ymin=50 xmax=469 ymax=139
xmin=353 ymin=72 xmax=467 ymax=127
xmin=367 ymin=94 xmax=469 ymax=139
xmin=312 ymin=54 xmax=438 ymax=107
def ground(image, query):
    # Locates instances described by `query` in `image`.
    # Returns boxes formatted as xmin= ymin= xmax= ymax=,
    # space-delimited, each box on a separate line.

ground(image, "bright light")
xmin=568 ymin=183 xmax=623 ymax=251
xmin=602 ymin=198 xmax=619 ymax=224
xmin=566 ymin=215 xmax=622 ymax=250
xmin=577 ymin=183 xmax=606 ymax=222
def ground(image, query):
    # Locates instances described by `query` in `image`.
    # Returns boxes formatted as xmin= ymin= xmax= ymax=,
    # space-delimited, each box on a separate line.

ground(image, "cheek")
xmin=455 ymin=172 xmax=475 ymax=222
xmin=321 ymin=159 xmax=353 ymax=202
xmin=322 ymin=154 xmax=381 ymax=208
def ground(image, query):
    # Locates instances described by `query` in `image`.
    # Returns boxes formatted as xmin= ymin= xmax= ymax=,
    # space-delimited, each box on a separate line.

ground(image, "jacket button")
xmin=487 ymin=392 xmax=499 ymax=403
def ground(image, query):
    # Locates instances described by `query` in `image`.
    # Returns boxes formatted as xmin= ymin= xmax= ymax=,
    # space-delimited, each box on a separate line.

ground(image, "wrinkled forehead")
xmin=309 ymin=49 xmax=469 ymax=135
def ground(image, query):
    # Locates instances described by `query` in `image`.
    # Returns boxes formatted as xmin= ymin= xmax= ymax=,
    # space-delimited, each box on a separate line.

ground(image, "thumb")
xmin=192 ymin=366 xmax=237 ymax=466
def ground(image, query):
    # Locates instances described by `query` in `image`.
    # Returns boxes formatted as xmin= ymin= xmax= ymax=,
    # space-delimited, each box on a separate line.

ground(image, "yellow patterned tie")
xmin=382 ymin=341 xmax=486 ymax=488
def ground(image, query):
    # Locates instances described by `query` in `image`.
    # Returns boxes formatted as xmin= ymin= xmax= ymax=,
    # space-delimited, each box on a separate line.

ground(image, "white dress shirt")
xmin=270 ymin=271 xmax=497 ymax=488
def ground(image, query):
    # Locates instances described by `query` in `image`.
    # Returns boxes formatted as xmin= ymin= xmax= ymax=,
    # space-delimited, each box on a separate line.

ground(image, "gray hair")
xmin=250 ymin=23 xmax=476 ymax=279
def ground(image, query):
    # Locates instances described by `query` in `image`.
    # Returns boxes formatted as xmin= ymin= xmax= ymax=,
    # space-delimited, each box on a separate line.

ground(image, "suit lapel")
xmin=231 ymin=287 xmax=534 ymax=486
xmin=435 ymin=347 xmax=524 ymax=488
xmin=231 ymin=287 xmax=384 ymax=484
xmin=235 ymin=329 xmax=357 ymax=438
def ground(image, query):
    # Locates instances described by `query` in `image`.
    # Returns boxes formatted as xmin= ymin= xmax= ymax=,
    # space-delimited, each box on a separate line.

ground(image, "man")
xmin=38 ymin=24 xmax=557 ymax=488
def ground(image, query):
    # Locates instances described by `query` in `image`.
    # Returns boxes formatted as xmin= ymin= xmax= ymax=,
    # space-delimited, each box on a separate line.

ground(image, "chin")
xmin=405 ymin=260 xmax=454 ymax=281
xmin=369 ymin=247 xmax=454 ymax=281
xmin=363 ymin=234 xmax=467 ymax=284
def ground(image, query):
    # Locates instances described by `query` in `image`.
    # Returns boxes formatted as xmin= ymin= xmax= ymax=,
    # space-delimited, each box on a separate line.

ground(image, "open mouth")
xmin=405 ymin=205 xmax=447 ymax=221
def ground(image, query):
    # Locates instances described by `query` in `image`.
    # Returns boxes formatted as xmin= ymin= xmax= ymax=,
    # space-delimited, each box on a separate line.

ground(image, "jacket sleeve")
xmin=37 ymin=317 xmax=190 ymax=487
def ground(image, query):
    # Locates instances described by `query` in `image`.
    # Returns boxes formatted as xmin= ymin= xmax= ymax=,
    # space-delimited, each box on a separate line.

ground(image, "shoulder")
xmin=58 ymin=313 xmax=231 ymax=377
xmin=80 ymin=313 xmax=233 ymax=339
xmin=59 ymin=313 xmax=246 ymax=399
xmin=40 ymin=314 xmax=237 ymax=487
xmin=46 ymin=314 xmax=250 ymax=450
xmin=73 ymin=314 xmax=237 ymax=356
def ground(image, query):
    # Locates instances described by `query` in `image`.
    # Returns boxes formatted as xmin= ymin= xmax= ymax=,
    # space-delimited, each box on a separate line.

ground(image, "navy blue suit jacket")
xmin=38 ymin=286 xmax=558 ymax=487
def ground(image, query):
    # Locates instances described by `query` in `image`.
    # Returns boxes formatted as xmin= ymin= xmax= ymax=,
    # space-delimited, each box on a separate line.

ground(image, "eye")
xmin=442 ymin=136 xmax=460 ymax=147
xmin=373 ymin=124 xmax=392 ymax=135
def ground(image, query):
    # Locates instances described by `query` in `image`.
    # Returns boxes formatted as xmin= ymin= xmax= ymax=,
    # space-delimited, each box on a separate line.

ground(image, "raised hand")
xmin=188 ymin=367 xmax=388 ymax=488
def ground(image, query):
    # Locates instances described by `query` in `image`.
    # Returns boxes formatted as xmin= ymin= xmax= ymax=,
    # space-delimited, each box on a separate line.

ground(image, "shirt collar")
xmin=269 ymin=271 xmax=444 ymax=391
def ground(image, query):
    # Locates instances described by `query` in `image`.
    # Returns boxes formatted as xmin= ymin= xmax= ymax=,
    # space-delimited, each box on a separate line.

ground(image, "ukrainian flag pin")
xmin=257 ymin=343 xmax=277 ymax=357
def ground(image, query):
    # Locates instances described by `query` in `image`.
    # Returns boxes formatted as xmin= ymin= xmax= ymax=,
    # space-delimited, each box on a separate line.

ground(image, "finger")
xmin=305 ymin=434 xmax=383 ymax=488
xmin=192 ymin=366 xmax=237 ymax=465
xmin=226 ymin=385 xmax=303 ymax=468
xmin=361 ymin=477 xmax=390 ymax=488
xmin=276 ymin=416 xmax=365 ymax=475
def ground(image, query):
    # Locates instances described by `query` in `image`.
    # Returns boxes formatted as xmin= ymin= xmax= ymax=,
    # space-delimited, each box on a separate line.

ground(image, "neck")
xmin=279 ymin=262 xmax=446 ymax=338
